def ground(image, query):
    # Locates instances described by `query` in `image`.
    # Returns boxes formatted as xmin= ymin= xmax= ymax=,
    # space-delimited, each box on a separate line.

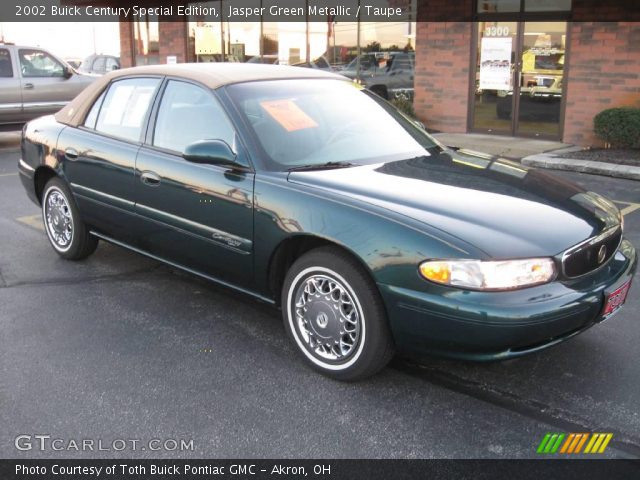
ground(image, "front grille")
xmin=562 ymin=227 xmax=622 ymax=278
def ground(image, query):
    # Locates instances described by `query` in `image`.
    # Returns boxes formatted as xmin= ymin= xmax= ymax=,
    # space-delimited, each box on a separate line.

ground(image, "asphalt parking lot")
xmin=1 ymin=139 xmax=639 ymax=459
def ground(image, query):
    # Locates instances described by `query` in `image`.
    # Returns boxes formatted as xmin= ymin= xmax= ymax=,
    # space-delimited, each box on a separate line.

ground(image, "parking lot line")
xmin=16 ymin=214 xmax=44 ymax=232
xmin=613 ymin=200 xmax=640 ymax=217
xmin=0 ymin=172 xmax=17 ymax=177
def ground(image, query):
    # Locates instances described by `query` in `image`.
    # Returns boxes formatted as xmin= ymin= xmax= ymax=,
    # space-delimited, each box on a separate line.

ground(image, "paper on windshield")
xmin=260 ymin=99 xmax=318 ymax=132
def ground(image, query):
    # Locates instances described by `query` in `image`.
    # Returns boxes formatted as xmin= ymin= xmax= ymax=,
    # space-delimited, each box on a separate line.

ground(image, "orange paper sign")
xmin=260 ymin=99 xmax=318 ymax=132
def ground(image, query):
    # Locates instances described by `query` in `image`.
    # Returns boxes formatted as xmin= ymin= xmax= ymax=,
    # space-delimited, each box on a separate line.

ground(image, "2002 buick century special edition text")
xmin=18 ymin=64 xmax=637 ymax=380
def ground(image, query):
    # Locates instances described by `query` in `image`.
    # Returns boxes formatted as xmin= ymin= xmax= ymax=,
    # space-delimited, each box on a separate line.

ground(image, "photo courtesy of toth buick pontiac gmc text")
xmin=18 ymin=63 xmax=636 ymax=381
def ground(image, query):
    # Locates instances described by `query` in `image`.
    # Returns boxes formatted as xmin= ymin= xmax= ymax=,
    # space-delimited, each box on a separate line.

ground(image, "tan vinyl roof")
xmin=56 ymin=63 xmax=347 ymax=128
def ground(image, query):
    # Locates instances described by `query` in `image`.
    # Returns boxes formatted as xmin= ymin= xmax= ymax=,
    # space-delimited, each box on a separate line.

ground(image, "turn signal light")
xmin=419 ymin=261 xmax=451 ymax=284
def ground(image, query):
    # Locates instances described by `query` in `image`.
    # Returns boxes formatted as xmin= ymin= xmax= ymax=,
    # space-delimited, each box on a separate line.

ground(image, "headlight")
xmin=419 ymin=258 xmax=556 ymax=291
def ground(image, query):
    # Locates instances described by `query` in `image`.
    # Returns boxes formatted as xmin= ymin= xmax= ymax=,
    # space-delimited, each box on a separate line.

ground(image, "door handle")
xmin=64 ymin=147 xmax=79 ymax=160
xmin=23 ymin=83 xmax=34 ymax=90
xmin=140 ymin=171 xmax=161 ymax=187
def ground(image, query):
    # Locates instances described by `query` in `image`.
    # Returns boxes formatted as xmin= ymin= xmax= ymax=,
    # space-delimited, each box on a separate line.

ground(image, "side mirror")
xmin=183 ymin=139 xmax=237 ymax=167
xmin=63 ymin=65 xmax=73 ymax=78
xmin=111 ymin=65 xmax=119 ymax=71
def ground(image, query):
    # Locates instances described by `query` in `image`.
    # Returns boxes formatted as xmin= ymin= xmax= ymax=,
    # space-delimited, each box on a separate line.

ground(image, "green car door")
xmin=134 ymin=79 xmax=255 ymax=287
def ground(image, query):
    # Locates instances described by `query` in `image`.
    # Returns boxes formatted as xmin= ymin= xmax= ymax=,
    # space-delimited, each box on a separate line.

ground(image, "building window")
xmin=478 ymin=0 xmax=572 ymax=14
xmin=184 ymin=0 xmax=416 ymax=99
xmin=477 ymin=0 xmax=521 ymax=13
xmin=226 ymin=0 xmax=261 ymax=62
xmin=133 ymin=15 xmax=160 ymax=65
xmin=189 ymin=1 xmax=223 ymax=62
xmin=524 ymin=0 xmax=571 ymax=12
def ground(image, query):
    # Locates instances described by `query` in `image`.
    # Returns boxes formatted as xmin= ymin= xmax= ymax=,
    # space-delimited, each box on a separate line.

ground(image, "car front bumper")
xmin=379 ymin=239 xmax=637 ymax=361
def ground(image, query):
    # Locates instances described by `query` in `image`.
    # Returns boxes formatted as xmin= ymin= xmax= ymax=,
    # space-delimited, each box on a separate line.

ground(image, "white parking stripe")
xmin=613 ymin=200 xmax=640 ymax=217
xmin=16 ymin=214 xmax=44 ymax=231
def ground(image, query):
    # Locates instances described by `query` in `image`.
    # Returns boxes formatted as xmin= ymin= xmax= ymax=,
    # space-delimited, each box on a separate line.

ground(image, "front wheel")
xmin=282 ymin=247 xmax=394 ymax=381
xmin=42 ymin=177 xmax=98 ymax=260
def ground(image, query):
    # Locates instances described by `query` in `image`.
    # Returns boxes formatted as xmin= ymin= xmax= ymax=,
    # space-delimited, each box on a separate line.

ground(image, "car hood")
xmin=287 ymin=149 xmax=621 ymax=258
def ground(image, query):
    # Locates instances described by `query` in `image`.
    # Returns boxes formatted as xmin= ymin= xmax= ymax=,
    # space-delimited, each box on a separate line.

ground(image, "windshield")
xmin=227 ymin=79 xmax=439 ymax=171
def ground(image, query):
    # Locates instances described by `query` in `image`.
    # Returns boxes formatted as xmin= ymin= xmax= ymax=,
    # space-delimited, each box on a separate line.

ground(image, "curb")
xmin=522 ymin=152 xmax=640 ymax=181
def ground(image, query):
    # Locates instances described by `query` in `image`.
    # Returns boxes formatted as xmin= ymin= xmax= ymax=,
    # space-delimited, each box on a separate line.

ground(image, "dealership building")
xmin=87 ymin=0 xmax=639 ymax=146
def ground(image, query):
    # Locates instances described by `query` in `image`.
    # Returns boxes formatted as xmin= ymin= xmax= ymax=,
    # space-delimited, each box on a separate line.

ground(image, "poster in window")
xmin=479 ymin=36 xmax=513 ymax=91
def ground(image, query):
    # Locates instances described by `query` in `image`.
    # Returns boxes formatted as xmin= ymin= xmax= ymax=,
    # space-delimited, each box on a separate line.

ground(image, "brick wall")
xmin=572 ymin=0 xmax=640 ymax=22
xmin=563 ymin=22 xmax=640 ymax=146
xmin=158 ymin=21 xmax=189 ymax=64
xmin=119 ymin=20 xmax=133 ymax=68
xmin=118 ymin=21 xmax=189 ymax=67
xmin=413 ymin=22 xmax=472 ymax=133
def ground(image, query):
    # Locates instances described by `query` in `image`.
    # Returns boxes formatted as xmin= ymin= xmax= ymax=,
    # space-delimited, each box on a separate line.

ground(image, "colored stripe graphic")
xmin=568 ymin=433 xmax=582 ymax=453
xmin=584 ymin=434 xmax=598 ymax=453
xmin=537 ymin=433 xmax=613 ymax=454
xmin=574 ymin=433 xmax=589 ymax=453
xmin=537 ymin=433 xmax=565 ymax=454
xmin=597 ymin=433 xmax=613 ymax=453
xmin=537 ymin=433 xmax=551 ymax=454
xmin=550 ymin=434 xmax=565 ymax=453
xmin=585 ymin=433 xmax=614 ymax=454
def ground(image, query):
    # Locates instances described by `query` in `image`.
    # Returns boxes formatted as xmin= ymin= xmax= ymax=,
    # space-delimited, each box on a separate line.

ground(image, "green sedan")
xmin=18 ymin=64 xmax=636 ymax=380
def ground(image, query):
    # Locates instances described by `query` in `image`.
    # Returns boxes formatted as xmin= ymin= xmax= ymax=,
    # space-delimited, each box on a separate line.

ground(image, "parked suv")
xmin=0 ymin=43 xmax=96 ymax=125
xmin=340 ymin=52 xmax=415 ymax=100
xmin=78 ymin=54 xmax=120 ymax=75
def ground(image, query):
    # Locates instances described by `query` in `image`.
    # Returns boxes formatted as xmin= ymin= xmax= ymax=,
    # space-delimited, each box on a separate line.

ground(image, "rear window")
xmin=95 ymin=78 xmax=160 ymax=142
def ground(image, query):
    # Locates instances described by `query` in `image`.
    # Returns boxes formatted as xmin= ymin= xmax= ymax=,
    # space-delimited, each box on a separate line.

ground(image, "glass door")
xmin=472 ymin=21 xmax=519 ymax=135
xmin=516 ymin=22 xmax=566 ymax=137
xmin=471 ymin=21 xmax=567 ymax=139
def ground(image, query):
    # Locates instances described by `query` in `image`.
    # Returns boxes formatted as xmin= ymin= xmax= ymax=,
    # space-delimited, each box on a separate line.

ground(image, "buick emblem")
xmin=316 ymin=312 xmax=329 ymax=328
xmin=597 ymin=245 xmax=607 ymax=264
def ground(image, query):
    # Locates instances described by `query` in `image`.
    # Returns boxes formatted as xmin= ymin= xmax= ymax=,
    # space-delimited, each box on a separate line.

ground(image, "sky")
xmin=0 ymin=22 xmax=120 ymax=60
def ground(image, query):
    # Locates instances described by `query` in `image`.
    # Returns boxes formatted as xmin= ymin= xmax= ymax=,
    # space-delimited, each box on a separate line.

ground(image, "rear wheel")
xmin=282 ymin=247 xmax=394 ymax=381
xmin=42 ymin=177 xmax=98 ymax=260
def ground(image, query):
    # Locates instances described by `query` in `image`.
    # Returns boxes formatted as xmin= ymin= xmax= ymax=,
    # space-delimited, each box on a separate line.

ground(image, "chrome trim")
xmin=18 ymin=158 xmax=35 ymax=172
xmin=74 ymin=192 xmax=251 ymax=255
xmin=0 ymin=103 xmax=22 ymax=110
xmin=70 ymin=182 xmax=134 ymax=209
xmin=136 ymin=203 xmax=252 ymax=253
xmin=23 ymin=101 xmax=69 ymax=110
xmin=561 ymin=225 xmax=623 ymax=278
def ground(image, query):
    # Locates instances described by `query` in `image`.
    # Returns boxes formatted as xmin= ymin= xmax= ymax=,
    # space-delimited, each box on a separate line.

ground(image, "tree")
xmin=261 ymin=35 xmax=278 ymax=55
xmin=363 ymin=41 xmax=381 ymax=53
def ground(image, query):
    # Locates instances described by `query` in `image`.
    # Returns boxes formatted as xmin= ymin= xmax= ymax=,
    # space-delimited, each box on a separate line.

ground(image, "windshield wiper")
xmin=287 ymin=161 xmax=359 ymax=172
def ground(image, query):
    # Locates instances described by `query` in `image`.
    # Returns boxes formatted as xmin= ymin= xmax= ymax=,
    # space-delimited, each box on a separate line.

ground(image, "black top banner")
xmin=3 ymin=0 xmax=640 ymax=22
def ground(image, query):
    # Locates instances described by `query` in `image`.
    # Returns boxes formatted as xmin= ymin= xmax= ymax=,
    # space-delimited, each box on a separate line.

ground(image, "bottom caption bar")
xmin=2 ymin=459 xmax=640 ymax=480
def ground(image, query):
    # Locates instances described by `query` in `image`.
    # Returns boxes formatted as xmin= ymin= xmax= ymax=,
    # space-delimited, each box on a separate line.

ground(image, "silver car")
xmin=0 ymin=43 xmax=96 ymax=125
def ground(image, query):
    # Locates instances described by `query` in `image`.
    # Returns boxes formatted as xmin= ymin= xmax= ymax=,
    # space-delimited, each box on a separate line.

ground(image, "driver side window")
xmin=19 ymin=49 xmax=64 ymax=78
xmin=152 ymin=80 xmax=235 ymax=155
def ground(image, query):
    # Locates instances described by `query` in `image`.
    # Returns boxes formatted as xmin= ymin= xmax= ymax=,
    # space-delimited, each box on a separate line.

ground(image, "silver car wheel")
xmin=43 ymin=187 xmax=74 ymax=252
xmin=288 ymin=268 xmax=365 ymax=368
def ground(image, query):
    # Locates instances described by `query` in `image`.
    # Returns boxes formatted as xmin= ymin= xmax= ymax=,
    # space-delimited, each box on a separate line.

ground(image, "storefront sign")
xmin=195 ymin=26 xmax=220 ymax=55
xmin=479 ymin=36 xmax=512 ymax=91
